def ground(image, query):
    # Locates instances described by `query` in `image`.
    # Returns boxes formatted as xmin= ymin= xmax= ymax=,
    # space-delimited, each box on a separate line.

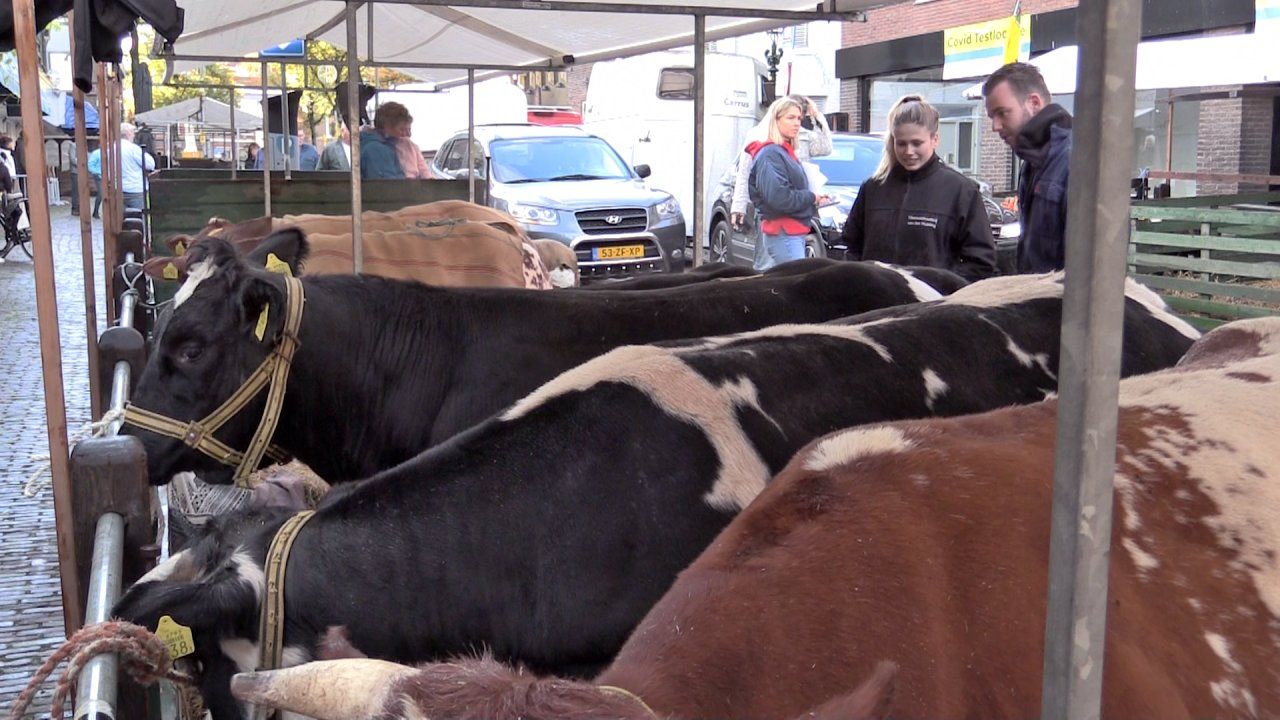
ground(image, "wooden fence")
xmin=1129 ymin=191 xmax=1280 ymax=331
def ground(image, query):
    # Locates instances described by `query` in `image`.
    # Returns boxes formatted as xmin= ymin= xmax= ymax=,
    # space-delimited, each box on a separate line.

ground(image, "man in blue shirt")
xmin=118 ymin=122 xmax=156 ymax=210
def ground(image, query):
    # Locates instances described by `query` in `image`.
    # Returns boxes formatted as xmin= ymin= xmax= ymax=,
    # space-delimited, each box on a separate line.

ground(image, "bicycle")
xmin=0 ymin=192 xmax=33 ymax=261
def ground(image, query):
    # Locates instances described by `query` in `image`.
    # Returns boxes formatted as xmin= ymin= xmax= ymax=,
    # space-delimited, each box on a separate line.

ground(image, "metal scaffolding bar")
xmin=165 ymin=51 xmax=568 ymax=71
xmin=261 ymin=62 xmax=273 ymax=215
xmin=72 ymin=513 xmax=125 ymax=718
xmin=11 ymin=0 xmax=80 ymax=633
xmin=363 ymin=0 xmax=860 ymax=21
xmin=467 ymin=69 xmax=475 ymax=203
xmin=1040 ymin=1 xmax=1143 ymax=718
xmin=692 ymin=15 xmax=705 ymax=267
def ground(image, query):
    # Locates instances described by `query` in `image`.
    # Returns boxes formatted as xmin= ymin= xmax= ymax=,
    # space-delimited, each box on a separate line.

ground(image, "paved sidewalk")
xmin=0 ymin=204 xmax=106 ymax=717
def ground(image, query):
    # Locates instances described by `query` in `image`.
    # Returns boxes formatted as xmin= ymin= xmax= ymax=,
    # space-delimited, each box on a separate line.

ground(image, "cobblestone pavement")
xmin=1 ymin=203 xmax=106 ymax=717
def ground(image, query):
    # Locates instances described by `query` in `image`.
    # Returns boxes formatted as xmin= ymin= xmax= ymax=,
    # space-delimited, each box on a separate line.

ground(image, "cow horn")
xmin=230 ymin=659 xmax=415 ymax=720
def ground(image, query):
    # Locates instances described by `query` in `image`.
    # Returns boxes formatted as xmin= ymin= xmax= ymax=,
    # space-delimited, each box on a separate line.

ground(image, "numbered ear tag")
xmin=264 ymin=252 xmax=293 ymax=277
xmin=255 ymin=306 xmax=270 ymax=342
xmin=156 ymin=615 xmax=195 ymax=660
xmin=162 ymin=262 xmax=179 ymax=280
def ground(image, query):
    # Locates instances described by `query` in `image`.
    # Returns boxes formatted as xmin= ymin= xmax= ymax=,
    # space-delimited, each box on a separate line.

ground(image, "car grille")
xmin=576 ymin=207 xmax=648 ymax=235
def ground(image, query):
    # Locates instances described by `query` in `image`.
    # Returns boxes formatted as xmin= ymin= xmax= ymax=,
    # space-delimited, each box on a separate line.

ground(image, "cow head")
xmin=113 ymin=508 xmax=292 ymax=719
xmin=125 ymin=230 xmax=308 ymax=485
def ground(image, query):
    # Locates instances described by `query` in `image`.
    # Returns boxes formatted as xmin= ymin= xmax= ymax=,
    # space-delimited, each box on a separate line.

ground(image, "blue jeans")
xmin=755 ymin=232 xmax=806 ymax=271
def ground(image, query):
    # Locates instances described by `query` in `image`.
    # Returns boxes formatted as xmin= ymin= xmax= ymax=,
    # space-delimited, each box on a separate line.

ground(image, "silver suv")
xmin=431 ymin=124 xmax=687 ymax=283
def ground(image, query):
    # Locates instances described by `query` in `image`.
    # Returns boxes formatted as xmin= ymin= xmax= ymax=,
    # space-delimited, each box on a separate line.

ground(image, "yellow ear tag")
xmin=174 ymin=240 xmax=186 ymax=255
xmin=156 ymin=615 xmax=195 ymax=660
xmin=264 ymin=252 xmax=293 ymax=277
xmin=254 ymin=306 xmax=269 ymax=342
xmin=162 ymin=262 xmax=179 ymax=280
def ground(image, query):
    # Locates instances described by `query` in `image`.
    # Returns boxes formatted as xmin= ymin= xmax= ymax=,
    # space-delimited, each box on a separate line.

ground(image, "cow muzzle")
xmin=123 ymin=277 xmax=304 ymax=488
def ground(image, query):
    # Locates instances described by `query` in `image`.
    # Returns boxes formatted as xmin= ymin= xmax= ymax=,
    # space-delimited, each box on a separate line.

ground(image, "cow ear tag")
xmin=156 ymin=615 xmax=195 ymax=660
xmin=173 ymin=240 xmax=186 ymax=255
xmin=264 ymin=252 xmax=293 ymax=277
xmin=162 ymin=262 xmax=179 ymax=280
xmin=254 ymin=306 xmax=270 ymax=342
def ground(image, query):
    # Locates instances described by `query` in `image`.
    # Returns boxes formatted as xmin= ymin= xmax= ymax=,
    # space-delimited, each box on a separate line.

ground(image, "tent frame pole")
xmin=1040 ymin=1 xmax=1143 ymax=718
xmin=692 ymin=14 xmax=705 ymax=267
xmin=230 ymin=85 xmax=238 ymax=180
xmin=467 ymin=69 xmax=475 ymax=203
xmin=347 ymin=0 xmax=363 ymax=273
xmin=11 ymin=0 xmax=81 ymax=634
xmin=261 ymin=62 xmax=273 ymax=215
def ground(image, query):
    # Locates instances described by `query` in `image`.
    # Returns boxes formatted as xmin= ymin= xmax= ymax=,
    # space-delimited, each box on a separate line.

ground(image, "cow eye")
xmin=177 ymin=342 xmax=204 ymax=364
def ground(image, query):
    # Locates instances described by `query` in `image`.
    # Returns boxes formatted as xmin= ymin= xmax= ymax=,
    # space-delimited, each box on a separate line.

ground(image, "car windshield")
xmin=811 ymin=136 xmax=883 ymax=187
xmin=490 ymin=136 xmax=633 ymax=183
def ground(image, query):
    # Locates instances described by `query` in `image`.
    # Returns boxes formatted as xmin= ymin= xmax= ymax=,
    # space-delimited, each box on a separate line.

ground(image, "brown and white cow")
xmin=231 ymin=317 xmax=1280 ymax=720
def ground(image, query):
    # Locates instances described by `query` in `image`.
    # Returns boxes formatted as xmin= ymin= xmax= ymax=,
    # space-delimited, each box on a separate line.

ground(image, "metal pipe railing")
xmin=72 ymin=513 xmax=124 ymax=718
xmin=73 ymin=249 xmax=181 ymax=719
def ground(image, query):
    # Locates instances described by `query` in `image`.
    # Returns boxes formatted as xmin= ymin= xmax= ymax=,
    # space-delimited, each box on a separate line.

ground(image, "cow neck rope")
xmin=123 ymin=276 xmax=304 ymax=488
xmin=597 ymin=685 xmax=658 ymax=719
xmin=255 ymin=509 xmax=316 ymax=720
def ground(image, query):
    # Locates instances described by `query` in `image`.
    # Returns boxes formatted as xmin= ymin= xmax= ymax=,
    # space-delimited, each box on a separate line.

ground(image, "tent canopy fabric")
xmin=962 ymin=31 xmax=1280 ymax=98
xmin=171 ymin=0 xmax=886 ymax=85
xmin=133 ymin=96 xmax=263 ymax=129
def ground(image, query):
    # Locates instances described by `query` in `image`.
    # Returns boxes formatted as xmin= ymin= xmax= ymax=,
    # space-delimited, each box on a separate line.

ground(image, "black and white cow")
xmin=586 ymin=258 xmax=969 ymax=295
xmin=128 ymin=232 xmax=946 ymax=485
xmin=113 ymin=273 xmax=1198 ymax=719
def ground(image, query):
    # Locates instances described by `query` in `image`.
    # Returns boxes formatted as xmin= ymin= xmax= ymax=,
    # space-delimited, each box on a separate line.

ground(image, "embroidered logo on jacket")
xmin=906 ymin=214 xmax=939 ymax=229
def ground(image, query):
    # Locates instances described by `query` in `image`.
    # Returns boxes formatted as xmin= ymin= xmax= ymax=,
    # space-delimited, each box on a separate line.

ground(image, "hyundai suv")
xmin=431 ymin=124 xmax=686 ymax=283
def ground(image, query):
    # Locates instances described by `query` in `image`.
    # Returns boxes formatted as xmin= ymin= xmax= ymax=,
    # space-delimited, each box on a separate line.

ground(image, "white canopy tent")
xmin=963 ymin=31 xmax=1280 ymax=98
xmin=167 ymin=0 xmax=882 ymax=85
xmin=134 ymin=96 xmax=262 ymax=128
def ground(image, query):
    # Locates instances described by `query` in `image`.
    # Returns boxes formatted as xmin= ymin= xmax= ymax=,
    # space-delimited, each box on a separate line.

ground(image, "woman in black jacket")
xmin=841 ymin=95 xmax=997 ymax=281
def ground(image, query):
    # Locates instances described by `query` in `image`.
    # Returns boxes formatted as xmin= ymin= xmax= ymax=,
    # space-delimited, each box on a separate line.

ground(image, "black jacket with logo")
xmin=841 ymin=155 xmax=997 ymax=281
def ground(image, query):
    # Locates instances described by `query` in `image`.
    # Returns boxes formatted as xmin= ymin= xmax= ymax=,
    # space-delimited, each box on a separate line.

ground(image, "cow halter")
xmin=254 ymin=509 xmax=316 ymax=720
xmin=123 ymin=275 xmax=304 ymax=488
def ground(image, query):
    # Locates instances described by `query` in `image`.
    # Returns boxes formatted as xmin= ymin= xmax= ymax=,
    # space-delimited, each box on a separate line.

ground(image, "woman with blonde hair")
xmin=745 ymin=97 xmax=829 ymax=268
xmin=840 ymin=94 xmax=996 ymax=281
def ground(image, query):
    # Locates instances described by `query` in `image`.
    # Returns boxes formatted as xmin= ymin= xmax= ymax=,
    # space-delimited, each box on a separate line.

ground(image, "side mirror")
xmin=634 ymin=164 xmax=651 ymax=179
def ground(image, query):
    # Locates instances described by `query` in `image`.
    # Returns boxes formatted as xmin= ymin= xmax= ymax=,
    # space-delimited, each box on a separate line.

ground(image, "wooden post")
xmin=98 ymin=63 xmax=117 ymax=324
xmin=12 ymin=0 xmax=82 ymax=634
xmin=70 ymin=13 xmax=102 ymax=420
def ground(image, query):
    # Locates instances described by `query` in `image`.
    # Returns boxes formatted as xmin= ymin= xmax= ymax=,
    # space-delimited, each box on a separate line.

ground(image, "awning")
xmin=170 ymin=0 xmax=887 ymax=85
xmin=133 ymin=97 xmax=262 ymax=129
xmin=962 ymin=31 xmax=1280 ymax=98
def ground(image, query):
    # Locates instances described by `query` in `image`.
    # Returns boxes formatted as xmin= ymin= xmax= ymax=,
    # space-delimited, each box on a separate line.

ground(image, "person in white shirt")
xmin=118 ymin=122 xmax=156 ymax=210
xmin=318 ymin=126 xmax=352 ymax=171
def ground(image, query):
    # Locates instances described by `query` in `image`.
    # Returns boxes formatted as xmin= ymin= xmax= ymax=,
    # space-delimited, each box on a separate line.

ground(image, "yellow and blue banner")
xmin=942 ymin=15 xmax=1032 ymax=80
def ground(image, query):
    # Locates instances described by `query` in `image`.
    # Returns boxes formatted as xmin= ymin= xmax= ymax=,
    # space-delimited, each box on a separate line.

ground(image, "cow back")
xmin=303 ymin=223 xmax=528 ymax=288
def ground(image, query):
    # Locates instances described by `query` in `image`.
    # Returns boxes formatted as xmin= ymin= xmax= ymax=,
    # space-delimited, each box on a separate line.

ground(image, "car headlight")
xmin=656 ymin=196 xmax=680 ymax=217
xmin=999 ymin=221 xmax=1022 ymax=239
xmin=508 ymin=204 xmax=559 ymax=226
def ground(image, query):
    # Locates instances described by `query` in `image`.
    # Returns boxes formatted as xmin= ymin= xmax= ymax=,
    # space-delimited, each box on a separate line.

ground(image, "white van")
xmin=583 ymin=50 xmax=771 ymax=240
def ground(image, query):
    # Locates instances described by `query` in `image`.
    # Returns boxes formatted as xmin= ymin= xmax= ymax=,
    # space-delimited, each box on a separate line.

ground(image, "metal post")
xmin=230 ymin=85 xmax=238 ymax=180
xmin=261 ymin=62 xmax=273 ymax=216
xmin=369 ymin=1 xmax=379 ymax=114
xmin=73 ymin=513 xmax=124 ymax=719
xmin=1040 ymin=1 xmax=1142 ymax=719
xmin=70 ymin=14 xmax=102 ymax=421
xmin=11 ymin=0 xmax=81 ymax=633
xmin=1163 ymin=99 xmax=1173 ymax=184
xmin=692 ymin=14 xmax=706 ymax=267
xmin=280 ymin=62 xmax=291 ymax=179
xmin=346 ymin=0 xmax=363 ymax=273
xmin=467 ymin=69 xmax=475 ymax=203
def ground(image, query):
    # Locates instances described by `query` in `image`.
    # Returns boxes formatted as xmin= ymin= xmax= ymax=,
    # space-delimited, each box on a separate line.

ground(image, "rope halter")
xmin=123 ymin=275 xmax=304 ymax=488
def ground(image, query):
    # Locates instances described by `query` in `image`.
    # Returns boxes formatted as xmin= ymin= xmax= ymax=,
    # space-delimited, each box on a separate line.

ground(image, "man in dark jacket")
xmin=841 ymin=153 xmax=996 ymax=282
xmin=983 ymin=62 xmax=1072 ymax=273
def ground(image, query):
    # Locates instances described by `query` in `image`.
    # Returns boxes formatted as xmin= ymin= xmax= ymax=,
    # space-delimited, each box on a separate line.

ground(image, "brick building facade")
xmin=836 ymin=0 xmax=1278 ymax=195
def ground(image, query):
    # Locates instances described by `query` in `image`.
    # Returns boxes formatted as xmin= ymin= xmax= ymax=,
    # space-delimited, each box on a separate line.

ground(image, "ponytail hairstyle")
xmin=765 ymin=96 xmax=806 ymax=147
xmin=871 ymin=94 xmax=942 ymax=182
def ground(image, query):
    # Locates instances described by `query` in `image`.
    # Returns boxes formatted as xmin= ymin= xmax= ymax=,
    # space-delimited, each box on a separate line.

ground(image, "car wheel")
xmin=710 ymin=220 xmax=732 ymax=264
xmin=805 ymin=234 xmax=826 ymax=260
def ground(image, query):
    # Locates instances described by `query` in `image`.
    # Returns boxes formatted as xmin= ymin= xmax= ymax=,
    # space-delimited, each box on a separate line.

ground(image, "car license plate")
xmin=593 ymin=245 xmax=645 ymax=260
